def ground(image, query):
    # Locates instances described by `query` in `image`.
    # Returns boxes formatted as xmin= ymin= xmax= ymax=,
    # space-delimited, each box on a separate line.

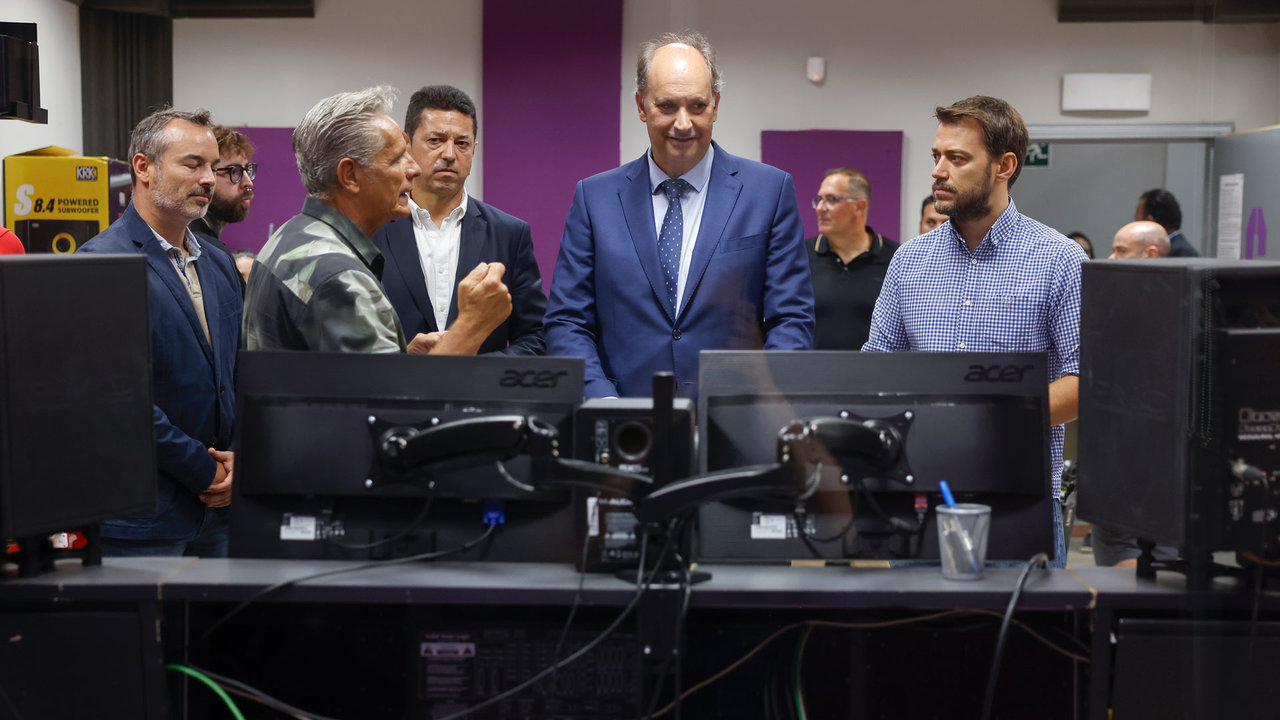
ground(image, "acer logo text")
xmin=964 ymin=364 xmax=1034 ymax=383
xmin=500 ymin=370 xmax=569 ymax=388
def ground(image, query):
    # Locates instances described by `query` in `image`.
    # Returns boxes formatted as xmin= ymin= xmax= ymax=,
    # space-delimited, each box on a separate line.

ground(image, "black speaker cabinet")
xmin=0 ymin=23 xmax=49 ymax=123
xmin=1078 ymin=259 xmax=1280 ymax=584
xmin=0 ymin=255 xmax=156 ymax=544
xmin=14 ymin=218 xmax=103 ymax=254
xmin=572 ymin=398 xmax=695 ymax=571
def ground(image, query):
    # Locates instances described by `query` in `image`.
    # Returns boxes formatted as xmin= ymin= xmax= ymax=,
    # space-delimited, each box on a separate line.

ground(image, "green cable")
xmin=165 ymin=664 xmax=247 ymax=720
xmin=793 ymin=625 xmax=814 ymax=720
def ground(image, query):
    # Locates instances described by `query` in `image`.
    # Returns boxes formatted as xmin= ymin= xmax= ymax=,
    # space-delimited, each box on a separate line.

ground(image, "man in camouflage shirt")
xmin=244 ymin=86 xmax=510 ymax=354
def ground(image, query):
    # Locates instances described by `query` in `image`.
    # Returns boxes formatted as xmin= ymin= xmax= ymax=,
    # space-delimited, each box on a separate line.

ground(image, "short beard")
xmin=148 ymin=166 xmax=209 ymax=222
xmin=153 ymin=189 xmax=209 ymax=223
xmin=207 ymin=193 xmax=249 ymax=226
xmin=935 ymin=163 xmax=995 ymax=225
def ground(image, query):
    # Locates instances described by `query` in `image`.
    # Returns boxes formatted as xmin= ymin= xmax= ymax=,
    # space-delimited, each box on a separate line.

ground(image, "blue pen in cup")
xmin=940 ymin=480 xmax=957 ymax=508
xmin=937 ymin=481 xmax=981 ymax=576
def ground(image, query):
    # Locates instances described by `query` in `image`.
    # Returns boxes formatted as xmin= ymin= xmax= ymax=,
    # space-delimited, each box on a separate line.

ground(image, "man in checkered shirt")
xmin=864 ymin=96 xmax=1087 ymax=568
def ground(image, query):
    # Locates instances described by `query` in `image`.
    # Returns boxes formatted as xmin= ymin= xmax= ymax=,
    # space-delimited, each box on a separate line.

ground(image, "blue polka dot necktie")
xmin=657 ymin=178 xmax=691 ymax=313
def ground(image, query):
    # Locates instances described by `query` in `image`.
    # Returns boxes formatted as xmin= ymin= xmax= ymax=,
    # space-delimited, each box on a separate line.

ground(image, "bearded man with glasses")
xmin=190 ymin=125 xmax=257 ymax=293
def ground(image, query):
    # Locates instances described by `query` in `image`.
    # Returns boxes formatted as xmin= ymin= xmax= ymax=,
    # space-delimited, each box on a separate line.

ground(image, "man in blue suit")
xmin=79 ymin=108 xmax=241 ymax=556
xmin=372 ymin=85 xmax=545 ymax=355
xmin=545 ymin=31 xmax=814 ymax=398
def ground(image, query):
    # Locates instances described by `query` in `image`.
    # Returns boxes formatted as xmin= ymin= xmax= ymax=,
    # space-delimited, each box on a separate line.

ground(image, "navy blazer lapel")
xmin=139 ymin=228 xmax=216 ymax=366
xmin=620 ymin=155 xmax=675 ymax=323
xmin=386 ymin=218 xmax=439 ymax=332
xmin=449 ymin=201 xmax=487 ymax=328
xmin=680 ymin=144 xmax=742 ymax=318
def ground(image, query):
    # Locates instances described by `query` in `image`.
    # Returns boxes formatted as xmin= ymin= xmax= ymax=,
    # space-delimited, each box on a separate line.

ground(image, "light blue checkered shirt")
xmin=863 ymin=198 xmax=1086 ymax=497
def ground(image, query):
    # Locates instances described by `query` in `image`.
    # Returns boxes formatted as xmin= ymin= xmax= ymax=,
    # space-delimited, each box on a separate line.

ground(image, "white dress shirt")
xmin=409 ymin=192 xmax=468 ymax=332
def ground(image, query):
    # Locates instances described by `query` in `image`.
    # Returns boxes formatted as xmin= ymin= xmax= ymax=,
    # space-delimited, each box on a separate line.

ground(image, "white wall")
xmin=172 ymin=0 xmax=485 ymax=193
xmin=168 ymin=0 xmax=1280 ymax=236
xmin=0 ymin=0 xmax=84 ymax=226
xmin=621 ymin=0 xmax=1280 ymax=236
xmin=1012 ymin=142 xmax=1168 ymax=256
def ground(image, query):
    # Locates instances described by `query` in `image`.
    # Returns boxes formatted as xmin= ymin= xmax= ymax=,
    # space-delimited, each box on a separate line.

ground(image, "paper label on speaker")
xmin=751 ymin=513 xmax=789 ymax=540
xmin=280 ymin=513 xmax=318 ymax=541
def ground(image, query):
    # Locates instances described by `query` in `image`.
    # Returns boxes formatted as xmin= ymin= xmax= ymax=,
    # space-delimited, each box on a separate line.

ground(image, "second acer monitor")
xmin=695 ymin=350 xmax=1054 ymax=563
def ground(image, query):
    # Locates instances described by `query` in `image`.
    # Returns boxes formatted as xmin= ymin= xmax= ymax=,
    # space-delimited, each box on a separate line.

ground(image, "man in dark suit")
xmin=545 ymin=31 xmax=814 ymax=398
xmin=1136 ymin=188 xmax=1199 ymax=257
xmin=79 ymin=108 xmax=241 ymax=556
xmin=372 ymin=85 xmax=545 ymax=356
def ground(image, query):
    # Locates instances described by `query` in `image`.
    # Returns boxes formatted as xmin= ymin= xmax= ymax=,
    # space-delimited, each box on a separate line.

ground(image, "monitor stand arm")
xmin=373 ymin=414 xmax=651 ymax=499
xmin=635 ymin=416 xmax=912 ymax=524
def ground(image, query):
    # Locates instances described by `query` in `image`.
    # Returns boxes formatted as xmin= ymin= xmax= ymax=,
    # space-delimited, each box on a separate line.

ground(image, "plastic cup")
xmin=937 ymin=503 xmax=991 ymax=580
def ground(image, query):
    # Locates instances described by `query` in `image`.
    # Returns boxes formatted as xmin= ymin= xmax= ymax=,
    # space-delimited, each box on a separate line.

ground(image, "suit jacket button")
xmin=672 ymin=330 xmax=682 ymax=340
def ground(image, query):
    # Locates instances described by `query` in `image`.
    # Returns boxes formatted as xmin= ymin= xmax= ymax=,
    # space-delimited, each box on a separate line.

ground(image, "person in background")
xmin=189 ymin=125 xmax=256 ymax=293
xmin=807 ymin=167 xmax=898 ymax=349
xmin=1067 ymin=231 xmax=1094 ymax=259
xmin=1108 ymin=221 xmax=1169 ymax=260
xmin=918 ymin=194 xmax=948 ymax=236
xmin=1135 ymin=188 xmax=1198 ymax=257
xmin=233 ymin=250 xmax=256 ymax=284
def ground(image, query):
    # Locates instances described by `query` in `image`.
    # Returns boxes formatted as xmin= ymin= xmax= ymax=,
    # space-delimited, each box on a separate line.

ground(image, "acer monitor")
xmin=229 ymin=352 xmax=588 ymax=562
xmin=694 ymin=350 xmax=1054 ymax=563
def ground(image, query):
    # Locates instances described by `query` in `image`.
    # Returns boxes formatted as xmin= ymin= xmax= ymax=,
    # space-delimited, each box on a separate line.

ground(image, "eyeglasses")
xmin=811 ymin=195 xmax=858 ymax=209
xmin=215 ymin=163 xmax=258 ymax=184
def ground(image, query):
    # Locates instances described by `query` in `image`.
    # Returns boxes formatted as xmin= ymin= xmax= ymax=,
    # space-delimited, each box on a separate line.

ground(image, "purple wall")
xmin=218 ymin=127 xmax=305 ymax=254
xmin=761 ymin=130 xmax=904 ymax=243
xmin=482 ymin=0 xmax=623 ymax=289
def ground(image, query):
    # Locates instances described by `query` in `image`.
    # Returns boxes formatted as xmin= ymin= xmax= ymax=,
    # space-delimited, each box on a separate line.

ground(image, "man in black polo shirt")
xmin=806 ymin=167 xmax=899 ymax=349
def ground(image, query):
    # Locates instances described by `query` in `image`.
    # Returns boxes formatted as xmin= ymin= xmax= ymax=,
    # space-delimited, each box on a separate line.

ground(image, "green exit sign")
xmin=1025 ymin=143 xmax=1050 ymax=168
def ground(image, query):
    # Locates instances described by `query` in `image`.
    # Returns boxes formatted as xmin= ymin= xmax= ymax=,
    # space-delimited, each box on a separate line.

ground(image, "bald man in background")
xmin=1108 ymin=221 xmax=1169 ymax=260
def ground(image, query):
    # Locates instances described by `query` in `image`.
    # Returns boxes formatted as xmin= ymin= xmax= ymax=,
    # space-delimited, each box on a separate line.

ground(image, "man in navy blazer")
xmin=545 ymin=31 xmax=814 ymax=398
xmin=372 ymin=85 xmax=545 ymax=356
xmin=80 ymin=108 xmax=241 ymax=557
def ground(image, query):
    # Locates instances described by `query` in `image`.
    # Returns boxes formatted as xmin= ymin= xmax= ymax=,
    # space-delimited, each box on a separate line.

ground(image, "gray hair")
xmin=293 ymin=86 xmax=397 ymax=199
xmin=825 ymin=167 xmax=871 ymax=202
xmin=636 ymin=30 xmax=722 ymax=97
xmin=128 ymin=107 xmax=213 ymax=183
